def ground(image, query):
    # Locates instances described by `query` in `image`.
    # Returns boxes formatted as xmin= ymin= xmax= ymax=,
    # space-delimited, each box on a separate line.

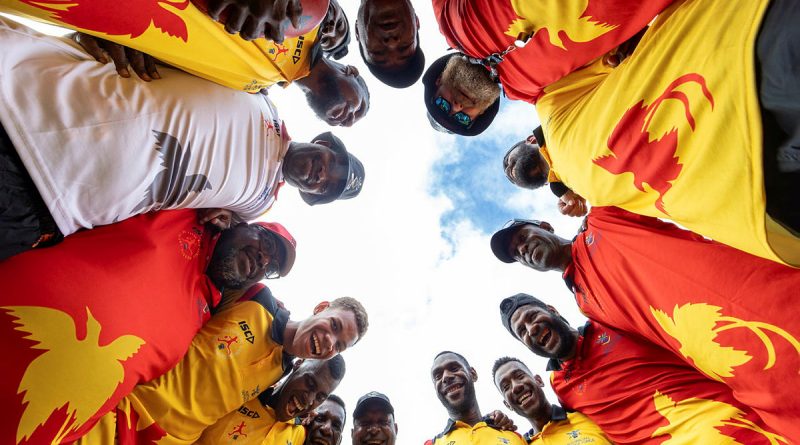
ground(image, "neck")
xmin=295 ymin=57 xmax=332 ymax=92
xmin=282 ymin=320 xmax=299 ymax=355
xmin=450 ymin=400 xmax=482 ymax=426
xmin=528 ymin=404 xmax=552 ymax=433
xmin=560 ymin=328 xmax=581 ymax=362
xmin=555 ymin=238 xmax=573 ymax=272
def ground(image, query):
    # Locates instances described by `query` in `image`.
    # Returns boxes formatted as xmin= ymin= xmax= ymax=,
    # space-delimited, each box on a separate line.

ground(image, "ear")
xmin=533 ymin=374 xmax=545 ymax=387
xmin=546 ymin=305 xmax=560 ymax=317
xmin=293 ymin=358 xmax=304 ymax=370
xmin=415 ymin=14 xmax=420 ymax=30
xmin=435 ymin=75 xmax=442 ymax=87
xmin=469 ymin=367 xmax=478 ymax=382
xmin=313 ymin=139 xmax=332 ymax=148
xmin=394 ymin=422 xmax=399 ymax=434
xmin=503 ymin=400 xmax=511 ymax=410
xmin=354 ymin=21 xmax=360 ymax=40
xmin=539 ymin=221 xmax=555 ymax=233
xmin=526 ymin=135 xmax=538 ymax=145
xmin=314 ymin=301 xmax=331 ymax=315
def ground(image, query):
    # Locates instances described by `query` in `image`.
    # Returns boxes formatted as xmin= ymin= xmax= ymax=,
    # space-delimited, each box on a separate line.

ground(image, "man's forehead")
xmin=511 ymin=304 xmax=542 ymax=323
xmin=432 ymin=353 xmax=468 ymax=370
xmin=318 ymin=400 xmax=345 ymax=419
xmin=496 ymin=360 xmax=528 ymax=383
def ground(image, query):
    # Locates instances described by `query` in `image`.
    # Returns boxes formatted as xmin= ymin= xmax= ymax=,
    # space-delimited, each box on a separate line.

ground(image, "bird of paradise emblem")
xmin=594 ymin=74 xmax=715 ymax=215
xmin=506 ymin=0 xmax=618 ymax=50
xmin=4 ymin=306 xmax=144 ymax=444
xmin=652 ymin=391 xmax=787 ymax=444
xmin=651 ymin=303 xmax=800 ymax=382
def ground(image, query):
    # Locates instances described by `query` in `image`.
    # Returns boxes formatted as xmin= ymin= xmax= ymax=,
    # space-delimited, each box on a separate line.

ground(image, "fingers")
xmin=144 ymin=55 xmax=161 ymax=79
xmin=127 ymin=49 xmax=152 ymax=81
xmin=206 ymin=0 xmax=228 ymax=20
xmin=105 ymin=42 xmax=131 ymax=78
xmin=287 ymin=0 xmax=303 ymax=29
xmin=74 ymin=33 xmax=110 ymax=64
xmin=224 ymin=4 xmax=249 ymax=35
xmin=240 ymin=15 xmax=263 ymax=41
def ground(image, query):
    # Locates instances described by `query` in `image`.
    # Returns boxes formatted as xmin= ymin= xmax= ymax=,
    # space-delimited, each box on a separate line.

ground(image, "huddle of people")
xmin=0 ymin=0 xmax=797 ymax=443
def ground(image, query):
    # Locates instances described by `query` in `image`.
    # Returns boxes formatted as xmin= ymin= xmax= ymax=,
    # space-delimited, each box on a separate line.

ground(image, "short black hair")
xmin=491 ymin=356 xmax=530 ymax=381
xmin=326 ymin=354 xmax=346 ymax=381
xmin=324 ymin=393 xmax=347 ymax=423
xmin=358 ymin=32 xmax=425 ymax=89
xmin=434 ymin=350 xmax=470 ymax=368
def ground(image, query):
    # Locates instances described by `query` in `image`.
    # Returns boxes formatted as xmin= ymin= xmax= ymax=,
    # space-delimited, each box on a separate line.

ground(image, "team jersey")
xmin=195 ymin=391 xmax=305 ymax=445
xmin=427 ymin=419 xmax=527 ymax=445
xmin=0 ymin=18 xmax=289 ymax=235
xmin=0 ymin=209 xmax=220 ymax=444
xmin=549 ymin=321 xmax=785 ymax=444
xmin=431 ymin=0 xmax=673 ymax=104
xmin=105 ymin=285 xmax=294 ymax=444
xmin=525 ymin=407 xmax=611 ymax=445
xmin=0 ymin=0 xmax=319 ymax=91
xmin=564 ymin=206 xmax=800 ymax=442
xmin=536 ymin=0 xmax=800 ymax=265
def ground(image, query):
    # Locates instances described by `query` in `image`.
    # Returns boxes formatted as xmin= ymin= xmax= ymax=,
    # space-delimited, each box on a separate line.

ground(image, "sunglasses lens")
xmin=454 ymin=112 xmax=472 ymax=126
xmin=435 ymin=96 xmax=451 ymax=113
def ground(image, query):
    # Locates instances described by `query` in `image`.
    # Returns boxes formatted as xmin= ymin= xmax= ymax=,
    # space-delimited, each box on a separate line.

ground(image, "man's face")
xmin=274 ymin=361 xmax=342 ymax=422
xmin=283 ymin=140 xmax=348 ymax=199
xmin=506 ymin=224 xmax=563 ymax=272
xmin=356 ymin=0 xmax=418 ymax=70
xmin=306 ymin=64 xmax=369 ymax=127
xmin=494 ymin=361 xmax=548 ymax=419
xmin=503 ymin=139 xmax=549 ymax=189
xmin=206 ymin=224 xmax=280 ymax=289
xmin=319 ymin=0 xmax=348 ymax=52
xmin=431 ymin=353 xmax=476 ymax=413
xmin=509 ymin=305 xmax=575 ymax=360
xmin=291 ymin=305 xmax=360 ymax=360
xmin=434 ymin=56 xmax=500 ymax=122
xmin=352 ymin=404 xmax=397 ymax=445
xmin=305 ymin=399 xmax=345 ymax=445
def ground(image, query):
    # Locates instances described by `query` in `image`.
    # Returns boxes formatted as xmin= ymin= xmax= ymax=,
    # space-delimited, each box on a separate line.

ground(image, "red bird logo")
xmin=593 ymin=74 xmax=714 ymax=215
xmin=19 ymin=0 xmax=191 ymax=41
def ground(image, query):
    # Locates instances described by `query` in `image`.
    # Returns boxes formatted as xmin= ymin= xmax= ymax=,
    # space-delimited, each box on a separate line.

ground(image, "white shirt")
xmin=0 ymin=17 xmax=289 ymax=235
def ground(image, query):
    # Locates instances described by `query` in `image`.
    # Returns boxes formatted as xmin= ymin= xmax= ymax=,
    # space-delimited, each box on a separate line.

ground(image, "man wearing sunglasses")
xmin=489 ymin=207 xmax=800 ymax=441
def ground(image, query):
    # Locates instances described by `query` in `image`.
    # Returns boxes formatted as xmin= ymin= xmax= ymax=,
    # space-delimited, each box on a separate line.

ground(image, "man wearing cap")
xmin=427 ymin=351 xmax=526 ymax=445
xmin=490 ymin=208 xmax=800 ymax=441
xmin=75 ymin=284 xmax=367 ymax=444
xmin=492 ymin=356 xmax=611 ymax=444
xmin=355 ymin=0 xmax=424 ymax=89
xmin=352 ymin=391 xmax=398 ymax=445
xmin=0 ymin=20 xmax=364 ymax=260
xmin=503 ymin=127 xmax=587 ymax=218
xmin=498 ymin=294 xmax=786 ymax=444
xmin=423 ymin=0 xmax=673 ymax=135
xmin=0 ymin=210 xmax=297 ymax=444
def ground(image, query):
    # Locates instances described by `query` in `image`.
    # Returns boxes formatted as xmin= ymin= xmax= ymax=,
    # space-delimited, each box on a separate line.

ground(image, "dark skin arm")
xmin=71 ymin=33 xmax=160 ymax=81
xmin=203 ymin=0 xmax=303 ymax=42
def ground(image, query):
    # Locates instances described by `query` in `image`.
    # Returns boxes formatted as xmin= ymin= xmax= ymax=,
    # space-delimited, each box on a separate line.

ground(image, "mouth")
xmin=310 ymin=332 xmax=330 ymax=357
xmin=537 ymin=327 xmax=553 ymax=350
xmin=327 ymin=104 xmax=348 ymax=125
xmin=287 ymin=394 xmax=308 ymax=417
xmin=441 ymin=381 xmax=465 ymax=399
xmin=240 ymin=250 xmax=256 ymax=279
xmin=311 ymin=438 xmax=333 ymax=445
xmin=516 ymin=388 xmax=534 ymax=407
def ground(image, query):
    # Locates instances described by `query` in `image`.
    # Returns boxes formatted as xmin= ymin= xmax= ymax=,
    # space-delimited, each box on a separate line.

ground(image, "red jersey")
xmin=431 ymin=0 xmax=673 ymax=103
xmin=0 ymin=209 xmax=221 ymax=444
xmin=566 ymin=207 xmax=800 ymax=442
xmin=550 ymin=321 xmax=785 ymax=444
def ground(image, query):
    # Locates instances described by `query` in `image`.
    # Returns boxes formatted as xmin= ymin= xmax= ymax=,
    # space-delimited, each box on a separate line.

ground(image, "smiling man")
xmin=490 ymin=207 xmax=800 ymax=441
xmin=498 ymin=294 xmax=786 ymax=444
xmin=195 ymin=359 xmax=346 ymax=445
xmin=74 ymin=284 xmax=368 ymax=444
xmin=492 ymin=357 xmax=611 ymax=444
xmin=427 ymin=351 xmax=526 ymax=445
xmin=0 ymin=20 xmax=364 ymax=260
xmin=355 ymin=0 xmax=424 ymax=89
xmin=352 ymin=391 xmax=397 ymax=445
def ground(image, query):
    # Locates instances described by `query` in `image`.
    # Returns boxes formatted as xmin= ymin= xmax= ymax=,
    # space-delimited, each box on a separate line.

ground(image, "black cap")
xmin=300 ymin=132 xmax=365 ymax=206
xmin=353 ymin=391 xmax=394 ymax=419
xmin=360 ymin=35 xmax=425 ymax=89
xmin=422 ymin=53 xmax=500 ymax=137
xmin=499 ymin=293 xmax=541 ymax=336
xmin=490 ymin=219 xmax=545 ymax=263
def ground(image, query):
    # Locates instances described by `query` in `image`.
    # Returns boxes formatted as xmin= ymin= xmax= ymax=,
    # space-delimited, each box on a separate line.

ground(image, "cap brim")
xmin=353 ymin=396 xmax=394 ymax=419
xmin=490 ymin=226 xmax=518 ymax=263
xmin=422 ymin=54 xmax=500 ymax=137
xmin=276 ymin=236 xmax=296 ymax=277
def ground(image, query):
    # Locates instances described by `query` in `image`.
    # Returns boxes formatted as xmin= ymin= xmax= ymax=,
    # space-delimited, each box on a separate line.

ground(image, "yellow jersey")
xmin=195 ymin=393 xmax=305 ymax=445
xmin=428 ymin=419 xmax=527 ymax=445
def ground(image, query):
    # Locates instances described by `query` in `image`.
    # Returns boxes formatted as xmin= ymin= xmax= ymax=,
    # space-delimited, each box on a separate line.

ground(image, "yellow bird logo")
xmin=506 ymin=0 xmax=618 ymax=50
xmin=651 ymin=303 xmax=800 ymax=382
xmin=651 ymin=390 xmax=787 ymax=444
xmin=4 ymin=306 xmax=145 ymax=444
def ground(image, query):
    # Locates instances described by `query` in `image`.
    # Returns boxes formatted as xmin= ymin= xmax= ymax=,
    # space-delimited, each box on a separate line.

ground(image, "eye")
xmin=433 ymin=371 xmax=442 ymax=380
xmin=306 ymin=376 xmax=317 ymax=391
xmin=317 ymin=392 xmax=328 ymax=402
xmin=331 ymin=319 xmax=339 ymax=333
xmin=335 ymin=340 xmax=344 ymax=353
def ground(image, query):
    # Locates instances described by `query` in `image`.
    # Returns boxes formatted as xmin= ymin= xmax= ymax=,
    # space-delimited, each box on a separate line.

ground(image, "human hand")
xmin=558 ymin=191 xmax=588 ymax=217
xmin=197 ymin=208 xmax=234 ymax=230
xmin=71 ymin=32 xmax=160 ymax=81
xmin=484 ymin=410 xmax=517 ymax=432
xmin=204 ymin=0 xmax=303 ymax=42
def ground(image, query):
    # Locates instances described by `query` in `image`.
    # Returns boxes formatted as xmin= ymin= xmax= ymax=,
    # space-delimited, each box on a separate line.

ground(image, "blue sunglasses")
xmin=434 ymin=96 xmax=473 ymax=127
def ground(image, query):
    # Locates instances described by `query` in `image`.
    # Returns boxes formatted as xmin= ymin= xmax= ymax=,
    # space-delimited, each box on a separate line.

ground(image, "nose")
xmin=449 ymin=101 xmax=464 ymax=114
xmin=256 ymin=250 xmax=270 ymax=268
xmin=511 ymin=380 xmax=525 ymax=394
xmin=318 ymin=418 xmax=332 ymax=436
xmin=442 ymin=368 xmax=456 ymax=384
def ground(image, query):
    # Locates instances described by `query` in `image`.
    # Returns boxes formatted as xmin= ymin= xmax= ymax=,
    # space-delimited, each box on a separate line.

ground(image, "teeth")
xmin=519 ymin=391 xmax=532 ymax=404
xmin=311 ymin=333 xmax=320 ymax=355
